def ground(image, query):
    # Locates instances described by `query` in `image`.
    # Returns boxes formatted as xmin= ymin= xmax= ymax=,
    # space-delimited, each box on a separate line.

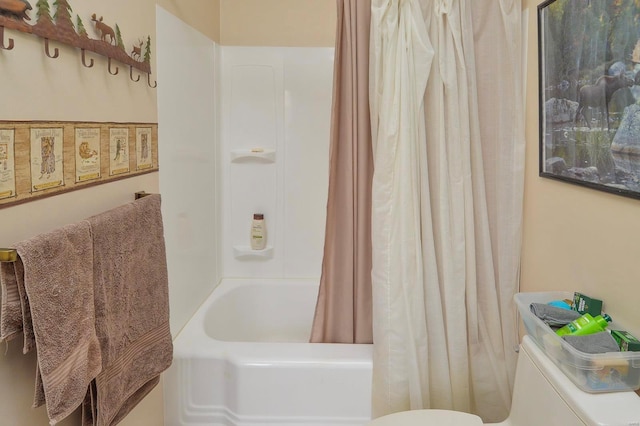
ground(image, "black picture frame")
xmin=538 ymin=0 xmax=640 ymax=199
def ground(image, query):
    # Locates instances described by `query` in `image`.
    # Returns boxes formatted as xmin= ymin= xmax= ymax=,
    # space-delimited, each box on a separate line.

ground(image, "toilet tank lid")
xmin=521 ymin=335 xmax=640 ymax=425
xmin=367 ymin=409 xmax=483 ymax=426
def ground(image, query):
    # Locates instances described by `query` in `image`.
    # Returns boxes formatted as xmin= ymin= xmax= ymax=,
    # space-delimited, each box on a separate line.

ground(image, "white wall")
xmin=161 ymin=42 xmax=334 ymax=426
xmin=156 ymin=6 xmax=221 ymax=338
xmin=220 ymin=47 xmax=334 ymax=278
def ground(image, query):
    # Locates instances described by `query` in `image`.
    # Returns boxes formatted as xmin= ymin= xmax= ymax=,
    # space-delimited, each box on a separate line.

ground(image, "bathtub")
xmin=163 ymin=279 xmax=373 ymax=426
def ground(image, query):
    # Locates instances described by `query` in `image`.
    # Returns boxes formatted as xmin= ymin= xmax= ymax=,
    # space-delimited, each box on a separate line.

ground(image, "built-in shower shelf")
xmin=230 ymin=148 xmax=276 ymax=163
xmin=233 ymin=245 xmax=274 ymax=259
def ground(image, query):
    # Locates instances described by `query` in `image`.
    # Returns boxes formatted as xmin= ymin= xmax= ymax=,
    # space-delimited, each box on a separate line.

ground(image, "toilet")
xmin=367 ymin=335 xmax=640 ymax=425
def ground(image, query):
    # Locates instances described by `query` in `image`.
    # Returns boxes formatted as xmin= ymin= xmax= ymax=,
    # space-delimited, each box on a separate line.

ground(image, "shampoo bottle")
xmin=250 ymin=213 xmax=266 ymax=250
xmin=556 ymin=313 xmax=612 ymax=337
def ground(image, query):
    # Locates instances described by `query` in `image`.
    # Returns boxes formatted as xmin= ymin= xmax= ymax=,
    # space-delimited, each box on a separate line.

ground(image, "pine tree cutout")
xmin=52 ymin=0 xmax=72 ymax=26
xmin=35 ymin=0 xmax=52 ymax=23
xmin=115 ymin=24 xmax=125 ymax=50
xmin=144 ymin=36 xmax=151 ymax=64
xmin=76 ymin=14 xmax=88 ymax=37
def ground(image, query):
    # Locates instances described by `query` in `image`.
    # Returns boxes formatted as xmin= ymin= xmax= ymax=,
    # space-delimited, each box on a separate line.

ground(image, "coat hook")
xmin=107 ymin=57 xmax=119 ymax=75
xmin=0 ymin=26 xmax=15 ymax=50
xmin=147 ymin=73 xmax=157 ymax=88
xmin=44 ymin=38 xmax=59 ymax=58
xmin=129 ymin=65 xmax=140 ymax=82
xmin=81 ymin=49 xmax=94 ymax=68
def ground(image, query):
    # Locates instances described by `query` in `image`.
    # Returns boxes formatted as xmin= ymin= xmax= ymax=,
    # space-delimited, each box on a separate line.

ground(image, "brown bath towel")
xmin=10 ymin=222 xmax=102 ymax=425
xmin=83 ymin=194 xmax=172 ymax=426
xmin=0 ymin=257 xmax=37 ymax=354
xmin=1 ymin=260 xmax=25 ymax=343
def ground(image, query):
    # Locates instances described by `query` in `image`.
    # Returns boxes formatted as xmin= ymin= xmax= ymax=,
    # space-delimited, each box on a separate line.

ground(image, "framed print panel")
xmin=539 ymin=0 xmax=640 ymax=199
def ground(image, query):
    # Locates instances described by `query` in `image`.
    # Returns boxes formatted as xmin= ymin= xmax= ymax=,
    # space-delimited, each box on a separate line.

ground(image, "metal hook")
xmin=44 ymin=38 xmax=59 ymax=58
xmin=107 ymin=57 xmax=119 ymax=75
xmin=129 ymin=65 xmax=140 ymax=82
xmin=81 ymin=49 xmax=94 ymax=68
xmin=0 ymin=26 xmax=14 ymax=50
xmin=147 ymin=73 xmax=157 ymax=88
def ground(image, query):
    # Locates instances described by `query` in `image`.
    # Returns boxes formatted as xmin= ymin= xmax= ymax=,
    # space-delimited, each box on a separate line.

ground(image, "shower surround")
xmin=159 ymin=23 xmax=352 ymax=424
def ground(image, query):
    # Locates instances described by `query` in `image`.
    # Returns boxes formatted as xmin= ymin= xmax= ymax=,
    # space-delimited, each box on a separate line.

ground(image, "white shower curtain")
xmin=369 ymin=0 xmax=525 ymax=422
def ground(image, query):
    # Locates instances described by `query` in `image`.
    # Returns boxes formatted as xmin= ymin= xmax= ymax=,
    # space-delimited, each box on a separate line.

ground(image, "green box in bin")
xmin=572 ymin=292 xmax=603 ymax=316
xmin=611 ymin=330 xmax=640 ymax=352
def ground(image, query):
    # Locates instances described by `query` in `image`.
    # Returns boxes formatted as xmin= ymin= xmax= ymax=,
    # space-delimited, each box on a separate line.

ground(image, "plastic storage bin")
xmin=514 ymin=291 xmax=640 ymax=393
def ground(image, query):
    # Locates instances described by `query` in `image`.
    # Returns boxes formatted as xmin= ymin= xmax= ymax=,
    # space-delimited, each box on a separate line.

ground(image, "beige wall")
xmin=2 ymin=0 xmax=633 ymax=424
xmin=521 ymin=1 xmax=640 ymax=338
xmin=220 ymin=0 xmax=336 ymax=47
xmin=0 ymin=1 xmax=219 ymax=425
xmin=158 ymin=0 xmax=220 ymax=42
xmin=0 ymin=1 xmax=333 ymax=424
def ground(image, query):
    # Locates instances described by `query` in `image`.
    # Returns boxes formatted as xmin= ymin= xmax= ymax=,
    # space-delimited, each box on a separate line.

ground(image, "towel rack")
xmin=1 ymin=192 xmax=152 ymax=263
xmin=135 ymin=191 xmax=153 ymax=200
xmin=0 ymin=248 xmax=17 ymax=263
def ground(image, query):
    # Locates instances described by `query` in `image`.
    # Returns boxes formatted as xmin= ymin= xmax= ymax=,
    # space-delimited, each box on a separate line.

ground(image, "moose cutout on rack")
xmin=0 ymin=0 xmax=157 ymax=88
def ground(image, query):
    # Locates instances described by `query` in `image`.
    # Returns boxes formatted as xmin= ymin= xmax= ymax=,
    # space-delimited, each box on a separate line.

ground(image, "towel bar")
xmin=0 ymin=248 xmax=17 ymax=263
xmin=1 ymin=193 xmax=154 ymax=262
xmin=135 ymin=191 xmax=153 ymax=200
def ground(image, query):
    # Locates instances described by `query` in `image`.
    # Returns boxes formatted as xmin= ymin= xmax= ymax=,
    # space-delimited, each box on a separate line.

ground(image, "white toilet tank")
xmin=505 ymin=335 xmax=640 ymax=426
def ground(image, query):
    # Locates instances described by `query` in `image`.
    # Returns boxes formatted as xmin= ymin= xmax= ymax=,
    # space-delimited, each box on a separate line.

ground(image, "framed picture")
xmin=538 ymin=0 xmax=640 ymax=199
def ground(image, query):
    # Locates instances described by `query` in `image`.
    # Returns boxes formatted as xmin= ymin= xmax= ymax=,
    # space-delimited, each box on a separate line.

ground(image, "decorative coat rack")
xmin=0 ymin=0 xmax=156 ymax=88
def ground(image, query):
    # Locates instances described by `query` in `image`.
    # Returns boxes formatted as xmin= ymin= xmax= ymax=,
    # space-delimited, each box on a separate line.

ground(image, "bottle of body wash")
xmin=250 ymin=213 xmax=266 ymax=250
xmin=556 ymin=313 xmax=612 ymax=337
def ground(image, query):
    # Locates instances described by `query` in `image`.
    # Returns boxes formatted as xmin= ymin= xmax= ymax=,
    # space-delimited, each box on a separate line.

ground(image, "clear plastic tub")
xmin=514 ymin=291 xmax=640 ymax=393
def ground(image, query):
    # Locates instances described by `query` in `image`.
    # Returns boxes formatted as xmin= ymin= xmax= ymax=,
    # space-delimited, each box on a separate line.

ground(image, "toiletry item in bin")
xmin=572 ymin=292 xmax=603 ymax=316
xmin=250 ymin=213 xmax=267 ymax=250
xmin=556 ymin=313 xmax=612 ymax=337
xmin=548 ymin=299 xmax=573 ymax=310
xmin=611 ymin=330 xmax=640 ymax=352
xmin=586 ymin=357 xmax=631 ymax=390
xmin=530 ymin=303 xmax=581 ymax=327
xmin=562 ymin=331 xmax=620 ymax=354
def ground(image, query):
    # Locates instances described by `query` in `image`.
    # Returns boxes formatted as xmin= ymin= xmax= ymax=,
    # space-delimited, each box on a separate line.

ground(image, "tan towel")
xmin=0 ymin=257 xmax=37 ymax=354
xmin=83 ymin=194 xmax=173 ymax=426
xmin=1 ymin=261 xmax=25 ymax=343
xmin=2 ymin=253 xmax=49 ymax=410
xmin=10 ymin=222 xmax=102 ymax=425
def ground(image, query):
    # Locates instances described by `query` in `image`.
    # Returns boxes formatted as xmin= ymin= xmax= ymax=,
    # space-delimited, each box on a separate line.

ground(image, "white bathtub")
xmin=163 ymin=279 xmax=373 ymax=426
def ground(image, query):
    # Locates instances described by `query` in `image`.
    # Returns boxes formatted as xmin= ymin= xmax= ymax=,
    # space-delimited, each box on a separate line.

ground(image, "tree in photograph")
xmin=605 ymin=1 xmax=636 ymax=64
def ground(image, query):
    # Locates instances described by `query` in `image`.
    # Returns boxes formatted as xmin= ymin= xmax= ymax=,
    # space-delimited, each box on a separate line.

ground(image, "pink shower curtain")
xmin=310 ymin=0 xmax=373 ymax=344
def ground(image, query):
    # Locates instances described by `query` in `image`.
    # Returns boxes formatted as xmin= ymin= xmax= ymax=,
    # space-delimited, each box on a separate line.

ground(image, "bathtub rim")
xmin=172 ymin=277 xmax=373 ymax=363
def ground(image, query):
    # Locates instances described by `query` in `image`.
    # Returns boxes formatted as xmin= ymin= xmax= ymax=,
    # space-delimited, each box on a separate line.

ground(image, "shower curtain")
xmin=369 ymin=0 xmax=525 ymax=422
xmin=311 ymin=0 xmax=374 ymax=344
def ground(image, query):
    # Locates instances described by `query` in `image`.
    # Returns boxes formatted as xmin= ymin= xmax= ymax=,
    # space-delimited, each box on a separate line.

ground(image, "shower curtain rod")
xmin=1 ymin=191 xmax=156 ymax=263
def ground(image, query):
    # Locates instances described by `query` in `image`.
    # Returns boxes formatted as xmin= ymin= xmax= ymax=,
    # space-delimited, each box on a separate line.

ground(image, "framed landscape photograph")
xmin=538 ymin=0 xmax=640 ymax=199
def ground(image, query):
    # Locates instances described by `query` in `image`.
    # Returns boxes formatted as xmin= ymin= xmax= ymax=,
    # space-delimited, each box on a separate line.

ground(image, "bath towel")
xmin=0 ymin=257 xmax=37 ymax=354
xmin=1 ymin=256 xmax=44 ymax=408
xmin=562 ymin=331 xmax=620 ymax=354
xmin=1 ymin=261 xmax=25 ymax=343
xmin=12 ymin=222 xmax=103 ymax=425
xmin=83 ymin=194 xmax=172 ymax=426
xmin=530 ymin=302 xmax=581 ymax=327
